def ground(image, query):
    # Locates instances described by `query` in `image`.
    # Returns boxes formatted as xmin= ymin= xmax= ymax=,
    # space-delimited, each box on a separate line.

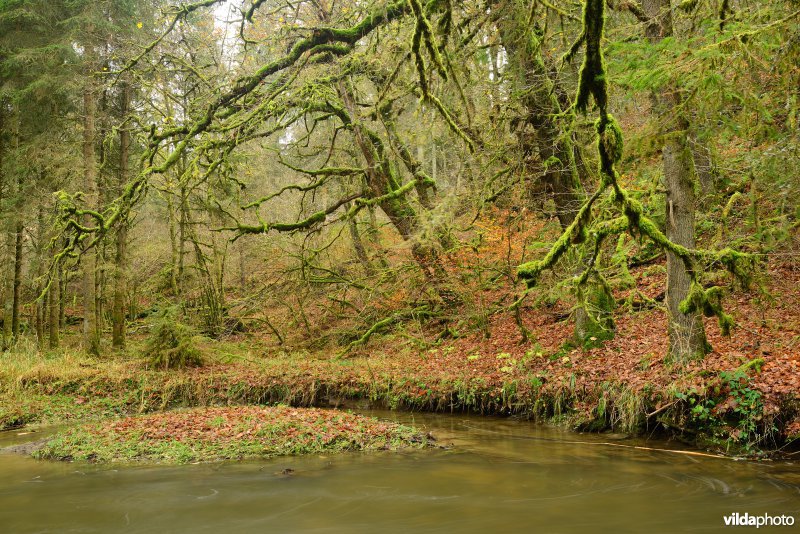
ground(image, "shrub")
xmin=143 ymin=309 xmax=203 ymax=369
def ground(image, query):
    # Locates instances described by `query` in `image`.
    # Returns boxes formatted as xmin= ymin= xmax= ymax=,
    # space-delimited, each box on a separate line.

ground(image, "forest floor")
xmin=1 ymin=259 xmax=798 ymax=459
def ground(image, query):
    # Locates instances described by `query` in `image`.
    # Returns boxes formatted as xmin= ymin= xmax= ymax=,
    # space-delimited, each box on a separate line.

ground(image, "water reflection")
xmin=1 ymin=411 xmax=797 ymax=533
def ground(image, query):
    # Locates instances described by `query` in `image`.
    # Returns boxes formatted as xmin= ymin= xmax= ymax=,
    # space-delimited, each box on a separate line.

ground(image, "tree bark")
xmin=2 ymin=171 xmax=23 ymax=349
xmin=112 ymin=83 xmax=131 ymax=349
xmin=346 ymin=206 xmax=374 ymax=277
xmin=1 ymin=111 xmax=22 ymax=350
xmin=689 ymin=137 xmax=715 ymax=201
xmin=643 ymin=0 xmax=707 ymax=361
xmin=497 ymin=2 xmax=584 ymax=230
xmin=167 ymin=189 xmax=180 ymax=295
xmin=82 ymin=65 xmax=101 ymax=355
xmin=49 ymin=257 xmax=60 ymax=349
xmin=11 ymin=200 xmax=22 ymax=340
xmin=178 ymin=182 xmax=188 ymax=294
xmin=0 ymin=104 xmax=6 ymax=350
xmin=2 ymin=227 xmax=13 ymax=350
xmin=34 ymin=204 xmax=46 ymax=348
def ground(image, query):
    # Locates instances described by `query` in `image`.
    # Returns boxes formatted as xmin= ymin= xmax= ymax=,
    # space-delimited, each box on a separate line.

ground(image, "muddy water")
xmin=1 ymin=410 xmax=798 ymax=533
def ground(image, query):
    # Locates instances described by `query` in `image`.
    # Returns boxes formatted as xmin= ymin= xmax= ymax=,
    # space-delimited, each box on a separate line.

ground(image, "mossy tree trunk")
xmin=689 ymin=137 xmax=715 ymax=200
xmin=11 ymin=186 xmax=22 ymax=342
xmin=497 ymin=1 xmax=584 ymax=230
xmin=48 ymin=253 xmax=60 ymax=349
xmin=166 ymin=188 xmax=180 ymax=295
xmin=643 ymin=0 xmax=708 ymax=362
xmin=0 ymin=103 xmax=5 ymax=349
xmin=178 ymin=180 xmax=188 ymax=295
xmin=337 ymin=81 xmax=456 ymax=304
xmin=346 ymin=203 xmax=374 ymax=277
xmin=2 ymin=122 xmax=23 ymax=350
xmin=34 ymin=204 xmax=46 ymax=347
xmin=499 ymin=0 xmax=613 ymax=344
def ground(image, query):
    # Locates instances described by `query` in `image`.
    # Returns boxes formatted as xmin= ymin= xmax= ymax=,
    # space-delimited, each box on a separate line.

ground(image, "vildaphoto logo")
xmin=723 ymin=513 xmax=795 ymax=528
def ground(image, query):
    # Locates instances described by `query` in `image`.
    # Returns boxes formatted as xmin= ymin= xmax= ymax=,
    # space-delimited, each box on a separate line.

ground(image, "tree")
xmin=0 ymin=0 xmax=80 ymax=350
xmin=640 ymin=0 xmax=708 ymax=361
xmin=518 ymin=0 xmax=755 ymax=364
xmin=112 ymin=81 xmax=131 ymax=348
xmin=495 ymin=0 xmax=614 ymax=344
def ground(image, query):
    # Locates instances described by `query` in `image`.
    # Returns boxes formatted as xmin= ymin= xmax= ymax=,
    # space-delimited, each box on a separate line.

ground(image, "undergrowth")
xmin=672 ymin=368 xmax=779 ymax=455
xmin=142 ymin=309 xmax=204 ymax=369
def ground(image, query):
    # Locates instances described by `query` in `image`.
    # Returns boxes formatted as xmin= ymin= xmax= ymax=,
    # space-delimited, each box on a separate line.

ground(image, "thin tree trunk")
xmin=112 ymin=83 xmax=130 ymax=349
xmin=178 ymin=182 xmax=188 ymax=294
xmin=2 ymin=112 xmax=20 ymax=350
xmin=49 ymin=258 xmax=60 ymax=349
xmin=59 ymin=256 xmax=66 ymax=329
xmin=11 ymin=212 xmax=22 ymax=340
xmin=34 ymin=204 xmax=46 ymax=348
xmin=238 ymin=242 xmax=246 ymax=291
xmin=347 ymin=212 xmax=374 ymax=277
xmin=689 ymin=138 xmax=715 ymax=199
xmin=0 ymin=105 xmax=8 ymax=351
xmin=383 ymin=107 xmax=454 ymax=250
xmin=0 ymin=104 xmax=6 ymax=350
xmin=643 ymin=0 xmax=707 ymax=362
xmin=82 ymin=66 xmax=101 ymax=355
xmin=3 ymin=226 xmax=14 ymax=349
xmin=166 ymin=186 xmax=180 ymax=295
xmin=366 ymin=205 xmax=389 ymax=269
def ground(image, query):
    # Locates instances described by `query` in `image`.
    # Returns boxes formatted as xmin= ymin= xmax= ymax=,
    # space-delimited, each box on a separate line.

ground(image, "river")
xmin=1 ymin=410 xmax=798 ymax=533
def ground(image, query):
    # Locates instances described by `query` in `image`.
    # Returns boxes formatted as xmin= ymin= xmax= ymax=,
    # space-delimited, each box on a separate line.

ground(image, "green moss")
xmin=714 ymin=247 xmax=756 ymax=286
xmin=680 ymin=282 xmax=735 ymax=336
xmin=575 ymin=0 xmax=608 ymax=115
xmin=142 ymin=309 xmax=203 ymax=370
xmin=597 ymin=114 xmax=624 ymax=170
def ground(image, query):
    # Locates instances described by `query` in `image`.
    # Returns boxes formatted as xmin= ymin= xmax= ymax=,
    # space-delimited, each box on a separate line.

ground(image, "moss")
xmin=714 ymin=247 xmax=756 ymax=287
xmin=143 ymin=309 xmax=203 ymax=370
xmin=407 ymin=0 xmax=447 ymax=97
xmin=680 ymin=283 xmax=735 ymax=336
xmin=575 ymin=0 xmax=608 ymax=115
xmin=518 ymin=185 xmax=608 ymax=287
xmin=737 ymin=358 xmax=765 ymax=373
xmin=420 ymin=91 xmax=475 ymax=151
xmin=597 ymin=114 xmax=624 ymax=172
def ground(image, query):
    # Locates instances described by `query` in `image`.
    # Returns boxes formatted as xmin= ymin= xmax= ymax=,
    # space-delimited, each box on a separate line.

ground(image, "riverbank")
xmin=0 ymin=339 xmax=797 ymax=458
xmin=1 ymin=265 xmax=798 ymax=458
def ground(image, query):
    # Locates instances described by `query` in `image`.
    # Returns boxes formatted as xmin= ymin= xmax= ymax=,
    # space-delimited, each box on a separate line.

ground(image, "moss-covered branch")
xmin=231 ymin=193 xmax=363 ymax=237
xmin=517 ymin=0 xmax=756 ymax=338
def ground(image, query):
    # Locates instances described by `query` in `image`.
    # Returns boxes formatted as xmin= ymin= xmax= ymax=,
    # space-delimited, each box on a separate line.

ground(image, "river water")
xmin=1 ymin=410 xmax=798 ymax=533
